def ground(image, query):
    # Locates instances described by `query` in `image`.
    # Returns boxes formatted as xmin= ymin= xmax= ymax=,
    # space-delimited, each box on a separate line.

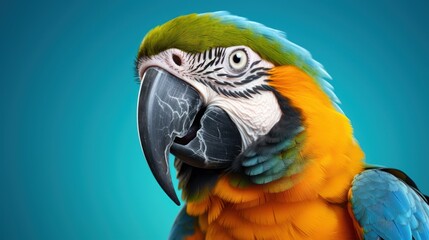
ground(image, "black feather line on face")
xmin=208 ymin=48 xmax=212 ymax=59
xmin=137 ymin=48 xmax=273 ymax=99
xmin=220 ymin=49 xmax=226 ymax=64
xmin=216 ymin=72 xmax=247 ymax=79
xmin=249 ymin=60 xmax=262 ymax=69
xmin=250 ymin=66 xmax=265 ymax=73
xmin=237 ymin=91 xmax=249 ymax=99
xmin=234 ymin=75 xmax=262 ymax=85
xmin=196 ymin=58 xmax=217 ymax=73
xmin=243 ymin=90 xmax=253 ymax=98
xmin=193 ymin=49 xmax=272 ymax=99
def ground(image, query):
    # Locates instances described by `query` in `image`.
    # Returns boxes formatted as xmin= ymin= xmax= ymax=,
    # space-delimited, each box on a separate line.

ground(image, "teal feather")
xmin=241 ymin=127 xmax=305 ymax=184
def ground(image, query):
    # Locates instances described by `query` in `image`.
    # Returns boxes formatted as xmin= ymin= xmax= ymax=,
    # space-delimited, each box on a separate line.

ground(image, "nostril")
xmin=172 ymin=54 xmax=182 ymax=66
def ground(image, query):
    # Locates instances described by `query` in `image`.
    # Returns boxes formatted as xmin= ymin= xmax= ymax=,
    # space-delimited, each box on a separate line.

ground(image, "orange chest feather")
xmin=186 ymin=187 xmax=360 ymax=240
xmin=186 ymin=131 xmax=364 ymax=239
xmin=186 ymin=157 xmax=363 ymax=240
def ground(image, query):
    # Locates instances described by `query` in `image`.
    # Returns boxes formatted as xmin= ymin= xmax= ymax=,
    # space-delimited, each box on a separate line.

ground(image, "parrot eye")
xmin=228 ymin=49 xmax=248 ymax=71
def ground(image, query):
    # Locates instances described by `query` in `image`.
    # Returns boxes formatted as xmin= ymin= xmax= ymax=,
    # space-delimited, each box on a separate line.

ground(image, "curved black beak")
xmin=137 ymin=67 xmax=242 ymax=205
xmin=170 ymin=106 xmax=242 ymax=169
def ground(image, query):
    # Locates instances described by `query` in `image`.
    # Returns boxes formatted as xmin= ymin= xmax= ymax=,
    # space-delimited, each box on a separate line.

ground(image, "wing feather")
xmin=349 ymin=169 xmax=429 ymax=239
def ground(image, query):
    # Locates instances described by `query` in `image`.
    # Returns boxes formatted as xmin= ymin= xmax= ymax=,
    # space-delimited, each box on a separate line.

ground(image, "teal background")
xmin=1 ymin=0 xmax=428 ymax=239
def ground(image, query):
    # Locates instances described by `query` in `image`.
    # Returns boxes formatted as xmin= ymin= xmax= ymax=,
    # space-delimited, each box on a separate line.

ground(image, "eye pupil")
xmin=233 ymin=53 xmax=241 ymax=63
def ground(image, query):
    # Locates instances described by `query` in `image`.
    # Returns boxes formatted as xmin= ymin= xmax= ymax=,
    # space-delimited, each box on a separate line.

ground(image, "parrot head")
xmin=136 ymin=12 xmax=355 ymax=205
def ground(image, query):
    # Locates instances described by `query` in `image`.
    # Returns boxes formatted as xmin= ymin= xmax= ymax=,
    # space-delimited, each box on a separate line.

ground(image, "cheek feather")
xmin=209 ymin=92 xmax=282 ymax=148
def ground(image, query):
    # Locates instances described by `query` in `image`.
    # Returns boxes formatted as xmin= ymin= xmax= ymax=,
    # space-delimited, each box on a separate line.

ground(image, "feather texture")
xmin=350 ymin=169 xmax=429 ymax=240
xmin=179 ymin=65 xmax=364 ymax=239
xmin=137 ymin=12 xmax=429 ymax=240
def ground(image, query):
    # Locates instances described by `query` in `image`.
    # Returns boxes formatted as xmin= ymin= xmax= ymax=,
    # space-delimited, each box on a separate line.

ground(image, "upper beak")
xmin=137 ymin=67 xmax=242 ymax=205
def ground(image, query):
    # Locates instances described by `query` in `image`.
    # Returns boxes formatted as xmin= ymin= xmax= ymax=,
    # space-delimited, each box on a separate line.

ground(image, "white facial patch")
xmin=208 ymin=92 xmax=281 ymax=147
xmin=137 ymin=46 xmax=283 ymax=148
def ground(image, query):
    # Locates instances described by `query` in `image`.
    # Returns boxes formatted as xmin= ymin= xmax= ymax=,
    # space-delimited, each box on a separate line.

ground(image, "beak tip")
xmin=162 ymin=183 xmax=181 ymax=206
xmin=173 ymin=197 xmax=181 ymax=206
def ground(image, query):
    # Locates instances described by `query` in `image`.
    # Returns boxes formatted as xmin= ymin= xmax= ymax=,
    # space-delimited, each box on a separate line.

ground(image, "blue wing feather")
xmin=350 ymin=169 xmax=429 ymax=239
xmin=169 ymin=206 xmax=198 ymax=240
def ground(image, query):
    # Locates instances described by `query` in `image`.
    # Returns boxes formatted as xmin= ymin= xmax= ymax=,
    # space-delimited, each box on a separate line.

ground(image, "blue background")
xmin=1 ymin=0 xmax=428 ymax=239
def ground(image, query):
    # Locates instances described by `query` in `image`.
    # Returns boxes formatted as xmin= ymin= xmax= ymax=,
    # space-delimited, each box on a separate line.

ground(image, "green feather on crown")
xmin=137 ymin=11 xmax=340 ymax=105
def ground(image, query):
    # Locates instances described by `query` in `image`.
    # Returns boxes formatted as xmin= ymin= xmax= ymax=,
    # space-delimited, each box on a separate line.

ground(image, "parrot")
xmin=135 ymin=12 xmax=429 ymax=240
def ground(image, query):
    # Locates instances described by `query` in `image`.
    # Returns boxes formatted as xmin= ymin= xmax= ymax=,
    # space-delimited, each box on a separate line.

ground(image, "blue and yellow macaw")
xmin=135 ymin=12 xmax=429 ymax=239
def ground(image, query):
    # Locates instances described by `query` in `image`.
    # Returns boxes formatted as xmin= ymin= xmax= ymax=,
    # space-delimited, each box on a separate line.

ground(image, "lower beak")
xmin=137 ymin=67 xmax=241 ymax=205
